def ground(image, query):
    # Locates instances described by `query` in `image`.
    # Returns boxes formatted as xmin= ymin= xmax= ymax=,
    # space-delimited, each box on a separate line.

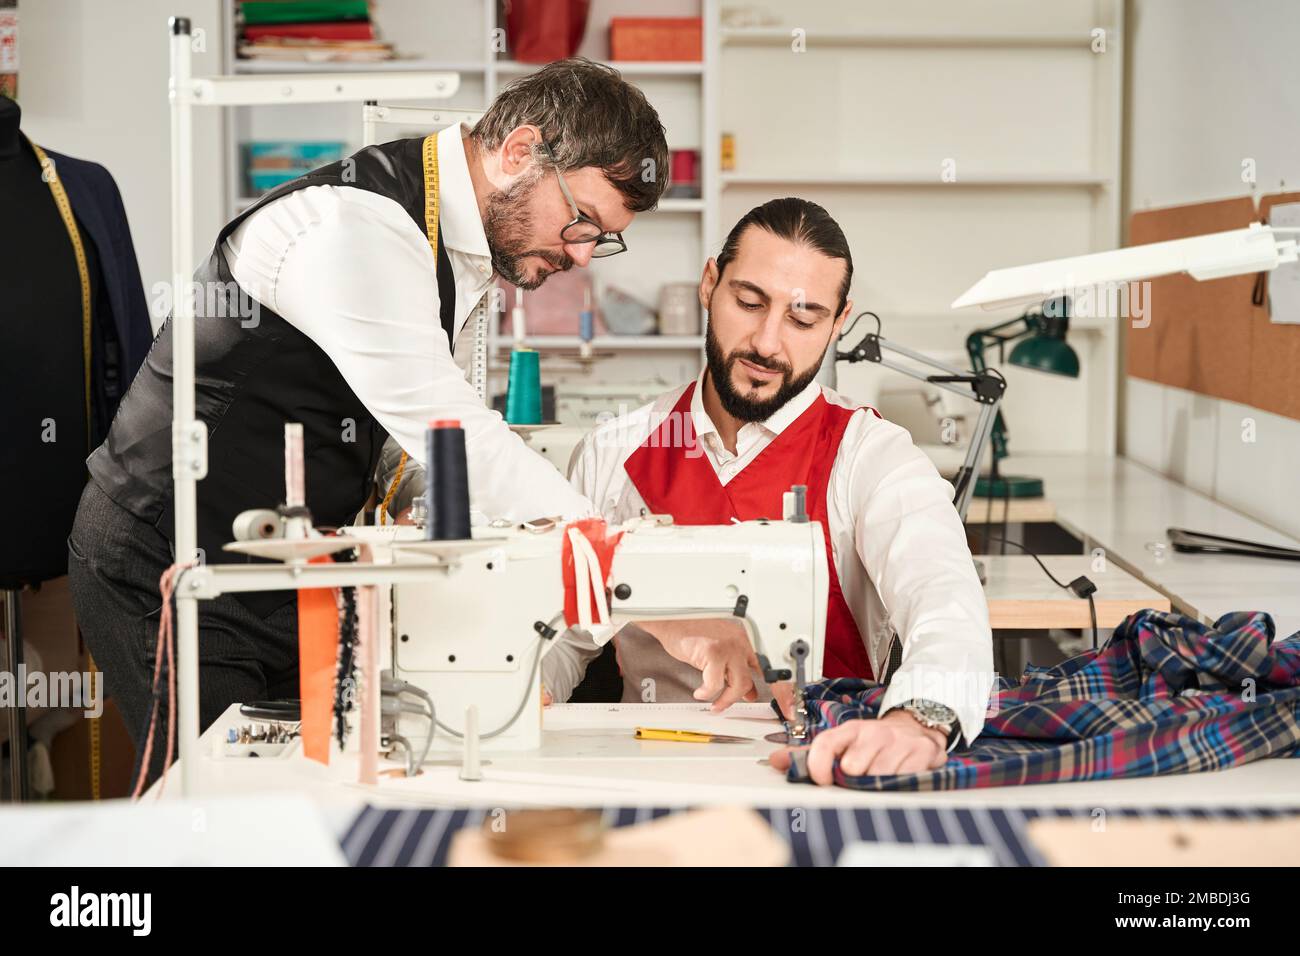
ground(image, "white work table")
xmin=154 ymin=526 xmax=1294 ymax=816
xmin=982 ymin=554 xmax=1167 ymax=629
xmin=1003 ymin=455 xmax=1300 ymax=637
xmin=167 ymin=701 xmax=1300 ymax=815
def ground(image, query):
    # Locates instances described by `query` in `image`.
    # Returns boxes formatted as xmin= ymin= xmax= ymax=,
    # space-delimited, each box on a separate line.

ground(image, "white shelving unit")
xmin=706 ymin=0 xmax=1126 ymax=457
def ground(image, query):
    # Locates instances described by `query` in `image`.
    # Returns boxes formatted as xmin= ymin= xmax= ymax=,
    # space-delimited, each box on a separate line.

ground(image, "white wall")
xmin=1124 ymin=0 xmax=1300 ymax=538
xmin=18 ymin=0 xmax=228 ymax=331
xmin=717 ymin=0 xmax=1125 ymax=456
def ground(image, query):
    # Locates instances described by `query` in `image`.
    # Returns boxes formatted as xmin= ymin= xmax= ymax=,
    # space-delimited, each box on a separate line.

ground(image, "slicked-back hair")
xmin=470 ymin=57 xmax=669 ymax=213
xmin=715 ymin=198 xmax=853 ymax=316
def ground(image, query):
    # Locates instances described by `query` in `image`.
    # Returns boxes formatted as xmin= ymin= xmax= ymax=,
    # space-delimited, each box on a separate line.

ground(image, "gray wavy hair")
xmin=471 ymin=57 xmax=670 ymax=212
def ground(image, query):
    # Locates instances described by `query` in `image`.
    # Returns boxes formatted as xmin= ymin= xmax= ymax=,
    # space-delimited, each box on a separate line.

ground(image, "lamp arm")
xmin=965 ymin=314 xmax=1041 ymax=371
xmin=836 ymin=330 xmax=1005 ymax=519
xmin=988 ymin=409 xmax=1009 ymax=463
xmin=951 ymin=395 xmax=1002 ymax=520
xmin=965 ymin=305 xmax=1057 ymax=466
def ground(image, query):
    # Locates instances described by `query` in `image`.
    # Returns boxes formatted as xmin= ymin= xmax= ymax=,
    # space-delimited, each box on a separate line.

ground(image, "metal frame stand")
xmin=2 ymin=588 xmax=28 ymax=801
xmin=166 ymin=16 xmax=462 ymax=795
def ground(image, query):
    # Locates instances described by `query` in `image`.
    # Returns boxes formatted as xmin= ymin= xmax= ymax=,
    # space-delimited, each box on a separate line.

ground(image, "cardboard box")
xmin=609 ymin=17 xmax=701 ymax=62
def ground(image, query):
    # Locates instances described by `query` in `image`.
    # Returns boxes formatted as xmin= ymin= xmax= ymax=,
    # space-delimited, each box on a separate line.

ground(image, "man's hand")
xmin=768 ymin=709 xmax=948 ymax=784
xmin=637 ymin=619 xmax=760 ymax=713
xmin=770 ymin=681 xmax=795 ymax=720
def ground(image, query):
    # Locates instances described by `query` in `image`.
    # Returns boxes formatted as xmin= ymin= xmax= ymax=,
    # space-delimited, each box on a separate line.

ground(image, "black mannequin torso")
xmin=0 ymin=98 xmax=96 ymax=585
xmin=0 ymin=94 xmax=19 ymax=158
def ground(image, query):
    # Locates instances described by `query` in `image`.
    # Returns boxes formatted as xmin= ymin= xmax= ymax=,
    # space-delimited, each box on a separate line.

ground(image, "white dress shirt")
xmin=551 ymin=371 xmax=995 ymax=744
xmin=221 ymin=122 xmax=591 ymax=522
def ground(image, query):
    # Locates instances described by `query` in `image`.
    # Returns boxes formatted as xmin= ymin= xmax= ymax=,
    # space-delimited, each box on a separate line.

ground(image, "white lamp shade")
xmin=952 ymin=223 xmax=1299 ymax=311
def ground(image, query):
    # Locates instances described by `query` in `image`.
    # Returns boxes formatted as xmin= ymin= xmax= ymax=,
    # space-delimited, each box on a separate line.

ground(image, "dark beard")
xmin=482 ymin=173 xmax=574 ymax=290
xmin=704 ymin=316 xmax=823 ymax=423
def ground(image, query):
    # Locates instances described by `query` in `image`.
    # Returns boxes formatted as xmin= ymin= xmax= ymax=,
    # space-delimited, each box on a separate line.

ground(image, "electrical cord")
xmin=380 ymin=679 xmax=435 ymax=772
xmin=1087 ymin=592 xmax=1098 ymax=650
xmin=382 ymin=611 xmax=565 ymax=773
xmin=837 ymin=310 xmax=880 ymax=344
xmin=1000 ymin=482 xmax=1011 ymax=556
xmin=985 ymin=535 xmax=1068 ymax=586
xmin=984 ymin=535 xmax=1100 ymax=648
xmin=985 ymin=483 xmax=995 ymax=539
xmin=433 ymin=633 xmax=548 ymax=740
xmin=387 ymin=733 xmax=417 ymax=777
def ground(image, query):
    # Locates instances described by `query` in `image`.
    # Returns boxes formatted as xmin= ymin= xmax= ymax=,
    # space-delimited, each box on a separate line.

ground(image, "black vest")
xmin=87 ymin=136 xmax=458 ymax=614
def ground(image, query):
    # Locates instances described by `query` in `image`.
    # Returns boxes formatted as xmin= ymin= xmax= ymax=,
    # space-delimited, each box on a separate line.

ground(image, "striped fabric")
xmin=340 ymin=804 xmax=1300 ymax=868
xmin=788 ymin=610 xmax=1300 ymax=790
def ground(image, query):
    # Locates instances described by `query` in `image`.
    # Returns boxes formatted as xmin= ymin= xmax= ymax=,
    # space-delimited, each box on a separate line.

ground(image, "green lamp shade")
xmin=1009 ymin=335 xmax=1079 ymax=377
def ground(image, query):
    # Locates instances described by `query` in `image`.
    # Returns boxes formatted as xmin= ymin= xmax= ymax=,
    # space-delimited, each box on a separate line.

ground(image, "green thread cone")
xmin=505 ymin=347 xmax=542 ymax=424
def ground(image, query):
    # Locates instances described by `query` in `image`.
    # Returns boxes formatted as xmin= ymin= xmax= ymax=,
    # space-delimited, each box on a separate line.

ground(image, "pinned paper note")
xmin=1268 ymin=202 xmax=1300 ymax=324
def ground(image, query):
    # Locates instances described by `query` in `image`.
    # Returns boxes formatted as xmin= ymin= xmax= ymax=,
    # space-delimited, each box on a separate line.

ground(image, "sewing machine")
xmin=221 ymin=429 xmax=829 ymax=772
xmin=383 ymin=514 xmax=829 ymax=760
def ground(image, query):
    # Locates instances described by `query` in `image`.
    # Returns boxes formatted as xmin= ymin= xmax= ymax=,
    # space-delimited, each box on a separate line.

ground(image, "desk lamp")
xmin=953 ymin=222 xmax=1300 ymax=499
xmin=968 ymin=296 xmax=1079 ymax=499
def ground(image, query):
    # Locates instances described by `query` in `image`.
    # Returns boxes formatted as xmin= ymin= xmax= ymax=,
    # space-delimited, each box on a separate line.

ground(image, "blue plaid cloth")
xmin=787 ymin=610 xmax=1300 ymax=790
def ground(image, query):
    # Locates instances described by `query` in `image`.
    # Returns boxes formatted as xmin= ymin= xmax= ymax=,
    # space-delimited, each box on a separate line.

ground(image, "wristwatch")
xmin=899 ymin=699 xmax=962 ymax=752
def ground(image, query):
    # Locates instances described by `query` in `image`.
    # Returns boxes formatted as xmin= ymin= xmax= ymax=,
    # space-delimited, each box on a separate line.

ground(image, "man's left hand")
xmin=768 ymin=709 xmax=949 ymax=784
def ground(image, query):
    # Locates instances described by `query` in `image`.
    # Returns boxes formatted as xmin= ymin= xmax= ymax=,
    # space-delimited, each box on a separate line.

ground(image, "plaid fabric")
xmin=787 ymin=610 xmax=1300 ymax=790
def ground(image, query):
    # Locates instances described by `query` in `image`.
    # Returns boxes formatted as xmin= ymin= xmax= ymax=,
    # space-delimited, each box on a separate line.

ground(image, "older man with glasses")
xmin=68 ymin=59 xmax=668 ymax=777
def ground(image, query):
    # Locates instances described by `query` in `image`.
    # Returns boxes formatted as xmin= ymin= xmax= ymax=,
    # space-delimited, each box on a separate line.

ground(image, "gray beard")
xmin=482 ymin=174 xmax=573 ymax=289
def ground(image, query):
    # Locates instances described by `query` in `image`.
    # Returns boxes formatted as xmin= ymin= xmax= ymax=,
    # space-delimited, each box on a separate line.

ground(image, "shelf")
xmin=240 ymin=195 xmax=700 ymax=218
xmin=720 ymin=28 xmax=1096 ymax=49
xmin=722 ymin=172 xmax=1109 ymax=188
xmin=191 ymin=71 xmax=459 ymax=105
xmin=233 ymin=58 xmax=488 ymax=74
xmin=494 ymin=59 xmax=703 ymax=76
xmin=492 ymin=335 xmax=704 ymax=351
xmin=235 ymin=196 xmax=703 ymax=215
xmin=656 ymin=197 xmax=705 ymax=212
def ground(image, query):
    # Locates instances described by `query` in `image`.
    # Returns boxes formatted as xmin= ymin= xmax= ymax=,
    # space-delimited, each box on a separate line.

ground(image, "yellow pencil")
xmin=634 ymin=727 xmax=751 ymax=744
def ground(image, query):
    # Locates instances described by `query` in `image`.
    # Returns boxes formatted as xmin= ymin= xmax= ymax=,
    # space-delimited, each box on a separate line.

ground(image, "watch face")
xmin=911 ymin=700 xmax=957 ymax=725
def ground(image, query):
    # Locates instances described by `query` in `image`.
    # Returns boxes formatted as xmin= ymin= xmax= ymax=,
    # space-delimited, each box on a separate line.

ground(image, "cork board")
xmin=1127 ymin=197 xmax=1256 ymax=403
xmin=1127 ymin=194 xmax=1300 ymax=421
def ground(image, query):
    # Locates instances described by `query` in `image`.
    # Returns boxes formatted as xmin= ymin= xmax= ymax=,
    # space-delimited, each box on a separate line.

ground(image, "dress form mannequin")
xmin=0 ymin=96 xmax=93 ymax=586
xmin=0 ymin=96 xmax=96 ymax=800
xmin=0 ymin=96 xmax=152 ymax=801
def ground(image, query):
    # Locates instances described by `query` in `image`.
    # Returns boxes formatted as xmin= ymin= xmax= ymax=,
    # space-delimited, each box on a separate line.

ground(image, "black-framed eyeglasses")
xmin=539 ymin=141 xmax=627 ymax=258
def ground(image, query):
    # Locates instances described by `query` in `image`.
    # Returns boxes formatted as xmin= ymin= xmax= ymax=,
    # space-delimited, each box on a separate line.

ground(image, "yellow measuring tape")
xmin=31 ymin=143 xmax=91 ymax=436
xmin=31 ymin=140 xmax=100 ymax=800
xmin=379 ymin=133 xmax=440 ymax=524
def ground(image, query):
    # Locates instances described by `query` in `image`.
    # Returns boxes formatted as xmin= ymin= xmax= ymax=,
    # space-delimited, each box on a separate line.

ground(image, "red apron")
xmin=622 ymin=382 xmax=876 ymax=679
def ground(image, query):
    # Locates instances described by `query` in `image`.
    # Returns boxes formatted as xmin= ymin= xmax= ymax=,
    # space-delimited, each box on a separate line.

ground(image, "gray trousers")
xmin=67 ymin=481 xmax=299 ymax=780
